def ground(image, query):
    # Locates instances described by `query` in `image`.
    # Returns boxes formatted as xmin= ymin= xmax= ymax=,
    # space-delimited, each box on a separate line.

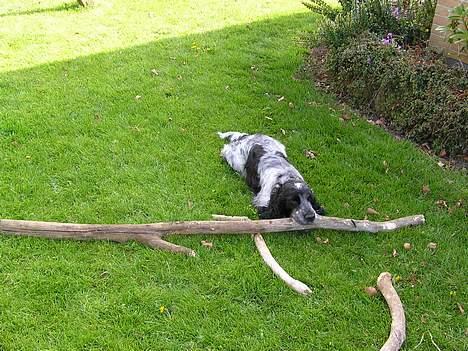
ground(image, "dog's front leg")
xmin=257 ymin=206 xmax=276 ymax=220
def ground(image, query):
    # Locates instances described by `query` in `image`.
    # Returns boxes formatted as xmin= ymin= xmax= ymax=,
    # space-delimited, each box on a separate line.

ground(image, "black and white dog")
xmin=218 ymin=131 xmax=325 ymax=224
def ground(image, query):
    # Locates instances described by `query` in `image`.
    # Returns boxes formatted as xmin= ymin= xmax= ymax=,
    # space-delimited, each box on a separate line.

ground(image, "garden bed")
xmin=303 ymin=0 xmax=468 ymax=169
xmin=304 ymin=40 xmax=468 ymax=169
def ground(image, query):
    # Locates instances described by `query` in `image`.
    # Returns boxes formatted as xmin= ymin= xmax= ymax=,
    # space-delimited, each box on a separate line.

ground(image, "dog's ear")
xmin=245 ymin=145 xmax=265 ymax=194
xmin=273 ymin=182 xmax=299 ymax=217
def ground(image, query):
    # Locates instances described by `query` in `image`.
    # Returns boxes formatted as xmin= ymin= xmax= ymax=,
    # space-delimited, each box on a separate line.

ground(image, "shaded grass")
xmin=0 ymin=1 xmax=467 ymax=350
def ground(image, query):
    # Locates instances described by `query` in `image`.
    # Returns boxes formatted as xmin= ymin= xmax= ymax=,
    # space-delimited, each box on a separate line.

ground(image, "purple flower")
xmin=381 ymin=33 xmax=394 ymax=45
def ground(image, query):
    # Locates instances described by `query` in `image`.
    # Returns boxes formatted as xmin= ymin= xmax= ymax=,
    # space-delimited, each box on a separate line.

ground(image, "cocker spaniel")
xmin=218 ymin=131 xmax=325 ymax=224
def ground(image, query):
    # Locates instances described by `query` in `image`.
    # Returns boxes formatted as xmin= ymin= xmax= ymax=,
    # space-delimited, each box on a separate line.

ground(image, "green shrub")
xmin=307 ymin=0 xmax=436 ymax=48
xmin=325 ymin=34 xmax=468 ymax=155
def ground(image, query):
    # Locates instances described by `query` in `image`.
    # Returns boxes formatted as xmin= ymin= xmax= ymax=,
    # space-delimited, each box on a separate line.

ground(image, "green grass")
xmin=0 ymin=1 xmax=466 ymax=350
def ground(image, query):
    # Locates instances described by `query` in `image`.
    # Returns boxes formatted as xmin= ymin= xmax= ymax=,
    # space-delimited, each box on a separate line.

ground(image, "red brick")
xmin=432 ymin=14 xmax=450 ymax=27
xmin=435 ymin=4 xmax=450 ymax=18
xmin=438 ymin=0 xmax=466 ymax=9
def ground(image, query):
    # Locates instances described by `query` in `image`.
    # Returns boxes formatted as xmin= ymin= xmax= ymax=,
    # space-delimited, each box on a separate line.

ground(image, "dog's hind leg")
xmin=217 ymin=131 xmax=248 ymax=142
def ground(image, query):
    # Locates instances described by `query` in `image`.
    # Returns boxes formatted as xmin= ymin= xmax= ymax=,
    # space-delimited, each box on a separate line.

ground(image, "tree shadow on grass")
xmin=0 ymin=2 xmax=80 ymax=18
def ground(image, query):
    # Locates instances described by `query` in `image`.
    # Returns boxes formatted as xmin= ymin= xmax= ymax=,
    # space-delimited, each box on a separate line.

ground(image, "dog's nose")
xmin=304 ymin=212 xmax=316 ymax=222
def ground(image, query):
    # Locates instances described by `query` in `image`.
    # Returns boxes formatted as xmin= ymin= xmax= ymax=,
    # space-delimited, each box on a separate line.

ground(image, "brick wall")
xmin=429 ymin=0 xmax=468 ymax=63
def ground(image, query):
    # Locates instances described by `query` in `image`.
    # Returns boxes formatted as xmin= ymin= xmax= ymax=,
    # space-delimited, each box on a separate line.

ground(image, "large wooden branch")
xmin=0 ymin=214 xmax=425 ymax=237
xmin=0 ymin=215 xmax=425 ymax=256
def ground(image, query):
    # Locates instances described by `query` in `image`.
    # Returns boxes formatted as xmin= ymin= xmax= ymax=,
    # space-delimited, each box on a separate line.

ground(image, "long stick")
xmin=253 ymin=233 xmax=312 ymax=295
xmin=377 ymin=272 xmax=406 ymax=351
xmin=0 ymin=215 xmax=425 ymax=237
xmin=211 ymin=215 xmax=312 ymax=295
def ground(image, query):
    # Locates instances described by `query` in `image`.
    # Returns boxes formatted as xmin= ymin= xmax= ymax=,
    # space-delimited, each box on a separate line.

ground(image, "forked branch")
xmin=0 ymin=214 xmax=425 ymax=256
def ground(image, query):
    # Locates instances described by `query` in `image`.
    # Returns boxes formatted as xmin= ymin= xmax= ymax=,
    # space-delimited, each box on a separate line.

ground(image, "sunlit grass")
xmin=0 ymin=0 xmax=308 ymax=72
xmin=0 ymin=1 xmax=466 ymax=350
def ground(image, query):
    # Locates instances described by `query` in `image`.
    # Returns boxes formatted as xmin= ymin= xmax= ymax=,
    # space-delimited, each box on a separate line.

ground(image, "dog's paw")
xmin=258 ymin=207 xmax=274 ymax=219
xmin=315 ymin=206 xmax=326 ymax=216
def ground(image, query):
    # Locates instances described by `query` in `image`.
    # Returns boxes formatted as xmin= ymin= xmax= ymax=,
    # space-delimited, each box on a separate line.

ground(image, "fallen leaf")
xmin=403 ymin=242 xmax=412 ymax=251
xmin=435 ymin=200 xmax=448 ymax=208
xmin=392 ymin=249 xmax=399 ymax=257
xmin=280 ymin=128 xmax=286 ymax=135
xmin=421 ymin=143 xmax=431 ymax=152
xmin=225 ymin=85 xmax=230 ymax=90
xmin=421 ymin=314 xmax=428 ymax=324
xmin=457 ymin=302 xmax=465 ymax=315
xmin=375 ymin=118 xmax=385 ymax=126
xmin=422 ymin=185 xmax=430 ymax=194
xmin=265 ymin=116 xmax=273 ymax=121
xmin=277 ymin=96 xmax=285 ymax=102
xmin=367 ymin=207 xmax=379 ymax=215
xmin=456 ymin=199 xmax=463 ymax=208
xmin=135 ymin=95 xmax=142 ymax=100
xmin=367 ymin=119 xmax=375 ymax=125
xmin=341 ymin=113 xmax=352 ymax=121
xmin=343 ymin=202 xmax=350 ymax=208
xmin=315 ymin=237 xmax=329 ymax=244
xmin=364 ymin=286 xmax=378 ymax=297
xmin=151 ymin=69 xmax=159 ymax=75
xmin=394 ymin=275 xmax=401 ymax=282
xmin=288 ymin=102 xmax=294 ymax=108
xmin=304 ymin=150 xmax=317 ymax=159
xmin=437 ymin=161 xmax=445 ymax=168
xmin=201 ymin=240 xmax=213 ymax=248
xmin=427 ymin=242 xmax=437 ymax=250
xmin=383 ymin=160 xmax=389 ymax=174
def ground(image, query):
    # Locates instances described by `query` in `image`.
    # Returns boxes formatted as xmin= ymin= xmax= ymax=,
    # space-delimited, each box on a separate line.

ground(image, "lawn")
xmin=0 ymin=1 xmax=466 ymax=350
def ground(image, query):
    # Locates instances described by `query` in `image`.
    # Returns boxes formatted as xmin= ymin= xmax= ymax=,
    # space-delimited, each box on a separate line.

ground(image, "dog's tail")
xmin=217 ymin=131 xmax=248 ymax=142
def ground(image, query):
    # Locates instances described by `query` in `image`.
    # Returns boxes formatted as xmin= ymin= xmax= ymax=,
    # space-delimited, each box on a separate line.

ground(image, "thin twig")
xmin=413 ymin=332 xmax=425 ymax=349
xmin=428 ymin=331 xmax=442 ymax=351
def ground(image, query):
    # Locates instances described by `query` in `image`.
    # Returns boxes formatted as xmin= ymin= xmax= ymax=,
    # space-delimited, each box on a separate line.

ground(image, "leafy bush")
xmin=324 ymin=34 xmax=468 ymax=155
xmin=303 ymin=0 xmax=341 ymax=20
xmin=306 ymin=0 xmax=436 ymax=48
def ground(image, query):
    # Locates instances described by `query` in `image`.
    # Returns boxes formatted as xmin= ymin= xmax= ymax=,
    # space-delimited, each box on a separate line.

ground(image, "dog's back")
xmin=218 ymin=131 xmax=287 ymax=176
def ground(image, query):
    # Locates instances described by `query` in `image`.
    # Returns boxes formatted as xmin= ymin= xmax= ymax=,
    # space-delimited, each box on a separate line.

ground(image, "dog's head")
xmin=275 ymin=180 xmax=325 ymax=224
